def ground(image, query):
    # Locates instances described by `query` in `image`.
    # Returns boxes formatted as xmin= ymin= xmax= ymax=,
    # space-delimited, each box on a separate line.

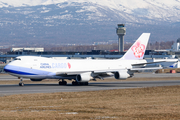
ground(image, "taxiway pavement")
xmin=0 ymin=73 xmax=180 ymax=96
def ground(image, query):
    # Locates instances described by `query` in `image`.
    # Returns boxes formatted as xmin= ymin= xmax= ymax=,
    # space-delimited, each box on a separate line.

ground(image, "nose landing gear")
xmin=19 ymin=78 xmax=24 ymax=86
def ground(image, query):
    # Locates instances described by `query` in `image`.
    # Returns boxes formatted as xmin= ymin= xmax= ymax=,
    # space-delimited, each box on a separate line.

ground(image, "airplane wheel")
xmin=72 ymin=82 xmax=88 ymax=86
xmin=80 ymin=82 xmax=89 ymax=85
xmin=19 ymin=82 xmax=24 ymax=86
xmin=72 ymin=81 xmax=78 ymax=85
xmin=63 ymin=81 xmax=67 ymax=85
xmin=85 ymin=82 xmax=89 ymax=85
xmin=59 ymin=81 xmax=67 ymax=85
xmin=59 ymin=82 xmax=62 ymax=85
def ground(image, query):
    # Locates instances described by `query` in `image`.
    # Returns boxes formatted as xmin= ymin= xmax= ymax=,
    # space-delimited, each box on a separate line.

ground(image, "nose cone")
xmin=4 ymin=64 xmax=11 ymax=73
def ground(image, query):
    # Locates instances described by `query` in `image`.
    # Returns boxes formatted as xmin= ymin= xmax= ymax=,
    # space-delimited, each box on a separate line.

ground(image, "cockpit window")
xmin=14 ymin=58 xmax=21 ymax=60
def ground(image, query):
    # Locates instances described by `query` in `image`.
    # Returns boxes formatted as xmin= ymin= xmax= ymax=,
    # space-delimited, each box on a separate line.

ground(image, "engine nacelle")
xmin=30 ymin=79 xmax=43 ymax=81
xmin=114 ymin=70 xmax=132 ymax=80
xmin=76 ymin=72 xmax=92 ymax=82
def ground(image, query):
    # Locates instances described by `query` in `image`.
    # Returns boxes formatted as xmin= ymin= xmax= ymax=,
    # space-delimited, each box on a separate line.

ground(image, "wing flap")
xmin=130 ymin=67 xmax=163 ymax=71
xmin=132 ymin=61 xmax=166 ymax=66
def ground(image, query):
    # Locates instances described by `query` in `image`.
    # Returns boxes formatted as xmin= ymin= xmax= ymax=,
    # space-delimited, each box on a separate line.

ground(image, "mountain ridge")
xmin=1 ymin=0 xmax=180 ymax=23
xmin=0 ymin=0 xmax=179 ymax=46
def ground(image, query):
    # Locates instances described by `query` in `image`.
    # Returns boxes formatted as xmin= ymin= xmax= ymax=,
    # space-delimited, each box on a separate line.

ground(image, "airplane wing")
xmin=55 ymin=66 xmax=163 ymax=78
xmin=93 ymin=67 xmax=163 ymax=73
xmin=132 ymin=59 xmax=178 ymax=66
xmin=94 ymin=66 xmax=163 ymax=79
xmin=56 ymin=71 xmax=89 ymax=76
xmin=55 ymin=58 xmax=174 ymax=80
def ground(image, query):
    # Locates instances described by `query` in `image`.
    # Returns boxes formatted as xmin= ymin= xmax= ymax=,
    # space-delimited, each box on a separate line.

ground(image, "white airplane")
xmin=4 ymin=33 xmax=170 ymax=86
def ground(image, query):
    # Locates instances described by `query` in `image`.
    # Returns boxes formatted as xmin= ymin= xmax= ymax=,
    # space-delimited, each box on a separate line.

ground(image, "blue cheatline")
xmin=4 ymin=68 xmax=38 ymax=75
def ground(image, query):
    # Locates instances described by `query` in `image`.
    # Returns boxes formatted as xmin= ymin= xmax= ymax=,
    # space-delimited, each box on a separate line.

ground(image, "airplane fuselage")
xmin=4 ymin=56 xmax=146 ymax=80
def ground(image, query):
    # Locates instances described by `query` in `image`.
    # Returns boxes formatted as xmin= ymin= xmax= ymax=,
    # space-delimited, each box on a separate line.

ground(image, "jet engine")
xmin=114 ymin=70 xmax=132 ymax=80
xmin=76 ymin=72 xmax=92 ymax=82
xmin=30 ymin=79 xmax=43 ymax=81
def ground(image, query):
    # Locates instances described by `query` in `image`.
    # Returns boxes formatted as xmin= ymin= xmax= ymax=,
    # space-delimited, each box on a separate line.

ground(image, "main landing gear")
xmin=72 ymin=81 xmax=89 ymax=85
xmin=19 ymin=78 xmax=24 ymax=86
xmin=58 ymin=79 xmax=89 ymax=86
xmin=59 ymin=79 xmax=67 ymax=85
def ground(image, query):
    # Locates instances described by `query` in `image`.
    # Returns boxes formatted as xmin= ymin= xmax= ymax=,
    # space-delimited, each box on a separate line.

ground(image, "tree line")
xmin=45 ymin=41 xmax=174 ymax=52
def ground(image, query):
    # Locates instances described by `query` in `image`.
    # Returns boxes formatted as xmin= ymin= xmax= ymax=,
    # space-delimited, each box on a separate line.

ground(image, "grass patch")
xmin=0 ymin=86 xmax=180 ymax=119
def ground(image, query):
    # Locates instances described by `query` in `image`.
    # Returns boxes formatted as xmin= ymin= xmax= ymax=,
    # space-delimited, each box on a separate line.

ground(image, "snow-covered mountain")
xmin=1 ymin=0 xmax=180 ymax=23
xmin=0 ymin=0 xmax=180 ymax=46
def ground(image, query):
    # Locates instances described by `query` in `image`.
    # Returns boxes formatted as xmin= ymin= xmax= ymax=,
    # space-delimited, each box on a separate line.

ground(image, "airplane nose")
xmin=4 ymin=64 xmax=11 ymax=73
xmin=4 ymin=65 xmax=9 ymax=72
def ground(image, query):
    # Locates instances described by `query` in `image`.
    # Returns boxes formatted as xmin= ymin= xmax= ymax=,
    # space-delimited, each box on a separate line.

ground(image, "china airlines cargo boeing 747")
xmin=4 ymin=33 xmax=168 ymax=86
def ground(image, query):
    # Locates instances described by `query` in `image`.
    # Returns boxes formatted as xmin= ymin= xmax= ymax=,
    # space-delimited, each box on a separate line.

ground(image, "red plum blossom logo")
xmin=131 ymin=41 xmax=145 ymax=58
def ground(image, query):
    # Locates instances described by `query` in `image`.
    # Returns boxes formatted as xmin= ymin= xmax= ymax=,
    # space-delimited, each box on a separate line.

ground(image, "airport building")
xmin=171 ymin=38 xmax=180 ymax=51
xmin=11 ymin=48 xmax=44 ymax=52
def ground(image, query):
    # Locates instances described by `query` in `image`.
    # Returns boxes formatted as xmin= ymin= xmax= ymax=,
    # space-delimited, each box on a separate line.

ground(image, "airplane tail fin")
xmin=121 ymin=33 xmax=150 ymax=60
xmin=169 ymin=62 xmax=177 ymax=68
